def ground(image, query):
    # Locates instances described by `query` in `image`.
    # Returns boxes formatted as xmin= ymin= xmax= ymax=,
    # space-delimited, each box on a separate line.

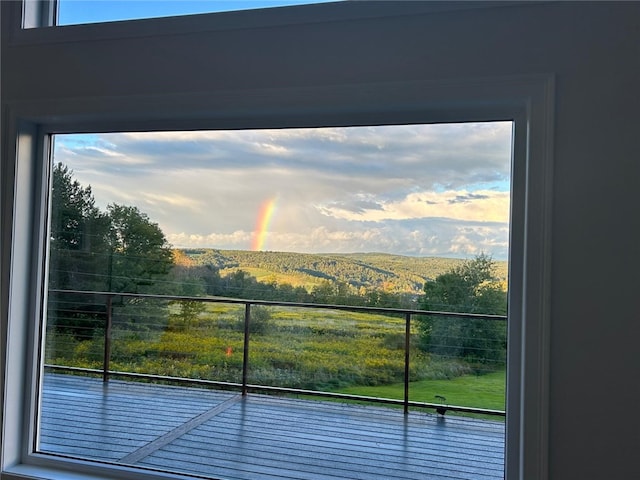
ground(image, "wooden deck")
xmin=39 ymin=374 xmax=505 ymax=480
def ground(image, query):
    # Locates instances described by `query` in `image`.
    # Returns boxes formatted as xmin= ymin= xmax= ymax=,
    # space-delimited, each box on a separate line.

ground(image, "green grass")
xmin=336 ymin=370 xmax=506 ymax=411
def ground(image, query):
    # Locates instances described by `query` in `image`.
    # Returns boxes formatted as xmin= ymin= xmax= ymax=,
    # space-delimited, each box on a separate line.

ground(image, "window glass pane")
xmin=40 ymin=123 xmax=511 ymax=479
xmin=57 ymin=0 xmax=342 ymax=25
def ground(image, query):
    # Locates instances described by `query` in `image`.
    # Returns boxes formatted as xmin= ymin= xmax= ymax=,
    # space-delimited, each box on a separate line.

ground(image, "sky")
xmin=53 ymin=123 xmax=513 ymax=259
xmin=57 ymin=0 xmax=341 ymax=25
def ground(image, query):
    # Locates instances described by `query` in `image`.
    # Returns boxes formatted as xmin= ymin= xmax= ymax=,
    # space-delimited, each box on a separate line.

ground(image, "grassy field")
xmin=337 ymin=370 xmax=506 ymax=411
xmin=46 ymin=300 xmax=506 ymax=413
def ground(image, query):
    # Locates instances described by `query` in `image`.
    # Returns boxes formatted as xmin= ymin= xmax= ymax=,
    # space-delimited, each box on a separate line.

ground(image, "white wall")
xmin=2 ymin=2 xmax=639 ymax=478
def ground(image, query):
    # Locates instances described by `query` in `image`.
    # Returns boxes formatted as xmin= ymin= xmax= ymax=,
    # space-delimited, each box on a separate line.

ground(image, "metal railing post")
xmin=103 ymin=295 xmax=113 ymax=383
xmin=404 ymin=313 xmax=411 ymax=415
xmin=242 ymin=303 xmax=251 ymax=396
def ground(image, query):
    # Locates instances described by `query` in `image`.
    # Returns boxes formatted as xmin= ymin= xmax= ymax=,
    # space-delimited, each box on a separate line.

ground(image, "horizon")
xmin=176 ymin=246 xmax=508 ymax=262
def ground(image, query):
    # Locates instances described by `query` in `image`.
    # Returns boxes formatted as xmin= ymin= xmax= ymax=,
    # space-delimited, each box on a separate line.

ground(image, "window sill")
xmin=3 ymin=457 xmax=192 ymax=480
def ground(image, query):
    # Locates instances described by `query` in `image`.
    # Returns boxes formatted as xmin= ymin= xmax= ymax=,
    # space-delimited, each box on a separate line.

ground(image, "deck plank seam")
xmin=119 ymin=394 xmax=242 ymax=464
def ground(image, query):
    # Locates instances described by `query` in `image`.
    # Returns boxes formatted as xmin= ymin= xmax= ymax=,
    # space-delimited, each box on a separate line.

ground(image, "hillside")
xmin=181 ymin=249 xmax=508 ymax=295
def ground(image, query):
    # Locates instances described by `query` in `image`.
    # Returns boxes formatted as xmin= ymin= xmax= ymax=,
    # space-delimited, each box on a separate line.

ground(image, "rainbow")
xmin=251 ymin=197 xmax=277 ymax=251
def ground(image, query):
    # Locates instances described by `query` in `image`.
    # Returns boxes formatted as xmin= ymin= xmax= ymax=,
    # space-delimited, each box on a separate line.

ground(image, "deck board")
xmin=39 ymin=373 xmax=505 ymax=480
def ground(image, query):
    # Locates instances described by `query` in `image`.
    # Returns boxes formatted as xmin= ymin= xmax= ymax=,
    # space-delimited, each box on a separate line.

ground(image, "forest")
xmin=181 ymin=248 xmax=506 ymax=296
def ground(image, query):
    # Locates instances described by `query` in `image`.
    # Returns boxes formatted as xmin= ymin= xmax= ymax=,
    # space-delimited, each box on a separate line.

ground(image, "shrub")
xmin=235 ymin=305 xmax=272 ymax=334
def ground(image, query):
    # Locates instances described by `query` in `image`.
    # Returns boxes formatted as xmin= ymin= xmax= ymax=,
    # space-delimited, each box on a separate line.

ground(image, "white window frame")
xmin=1 ymin=3 xmax=554 ymax=480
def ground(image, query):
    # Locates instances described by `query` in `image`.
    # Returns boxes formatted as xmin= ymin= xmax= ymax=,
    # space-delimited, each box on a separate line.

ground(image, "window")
xmin=39 ymin=124 xmax=512 ymax=478
xmin=57 ymin=0 xmax=343 ymax=26
xmin=1 ymin=2 xmax=553 ymax=480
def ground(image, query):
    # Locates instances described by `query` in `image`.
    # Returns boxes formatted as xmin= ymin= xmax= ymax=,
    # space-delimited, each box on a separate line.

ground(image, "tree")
xmin=48 ymin=164 xmax=112 ymax=338
xmin=49 ymin=163 xmax=111 ymax=292
xmin=417 ymin=254 xmax=507 ymax=366
xmin=106 ymin=204 xmax=173 ymax=293
xmin=235 ymin=305 xmax=272 ymax=334
xmin=48 ymin=164 xmax=173 ymax=337
xmin=166 ymin=252 xmax=219 ymax=330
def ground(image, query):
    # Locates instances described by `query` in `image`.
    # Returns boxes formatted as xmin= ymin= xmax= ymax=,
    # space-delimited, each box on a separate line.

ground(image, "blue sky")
xmin=58 ymin=0 xmax=340 ymax=25
xmin=53 ymin=123 xmax=513 ymax=259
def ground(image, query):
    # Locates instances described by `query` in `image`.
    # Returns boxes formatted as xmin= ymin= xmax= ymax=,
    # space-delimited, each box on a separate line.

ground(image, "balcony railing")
xmin=45 ymin=289 xmax=507 ymax=417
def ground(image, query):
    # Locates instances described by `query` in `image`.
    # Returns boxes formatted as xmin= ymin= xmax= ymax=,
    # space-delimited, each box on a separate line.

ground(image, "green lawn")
xmin=337 ymin=369 xmax=506 ymax=411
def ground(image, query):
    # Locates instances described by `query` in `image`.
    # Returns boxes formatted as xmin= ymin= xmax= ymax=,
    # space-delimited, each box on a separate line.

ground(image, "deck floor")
xmin=39 ymin=374 xmax=505 ymax=480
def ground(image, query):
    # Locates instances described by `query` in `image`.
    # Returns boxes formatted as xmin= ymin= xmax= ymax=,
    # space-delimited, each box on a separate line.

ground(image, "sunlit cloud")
xmin=168 ymin=231 xmax=252 ymax=249
xmin=166 ymin=220 xmax=509 ymax=259
xmin=253 ymin=143 xmax=291 ymax=156
xmin=319 ymin=190 xmax=510 ymax=223
xmin=141 ymin=192 xmax=204 ymax=210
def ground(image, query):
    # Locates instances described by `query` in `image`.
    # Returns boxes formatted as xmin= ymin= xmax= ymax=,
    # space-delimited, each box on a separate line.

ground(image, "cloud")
xmin=56 ymin=123 xmax=511 ymax=184
xmin=140 ymin=192 xmax=204 ymax=211
xmin=54 ymin=122 xmax=513 ymax=258
xmin=166 ymin=218 xmax=509 ymax=259
xmin=324 ymin=195 xmax=385 ymax=215
xmin=319 ymin=189 xmax=509 ymax=224
xmin=168 ymin=231 xmax=252 ymax=249
xmin=448 ymin=193 xmax=490 ymax=204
